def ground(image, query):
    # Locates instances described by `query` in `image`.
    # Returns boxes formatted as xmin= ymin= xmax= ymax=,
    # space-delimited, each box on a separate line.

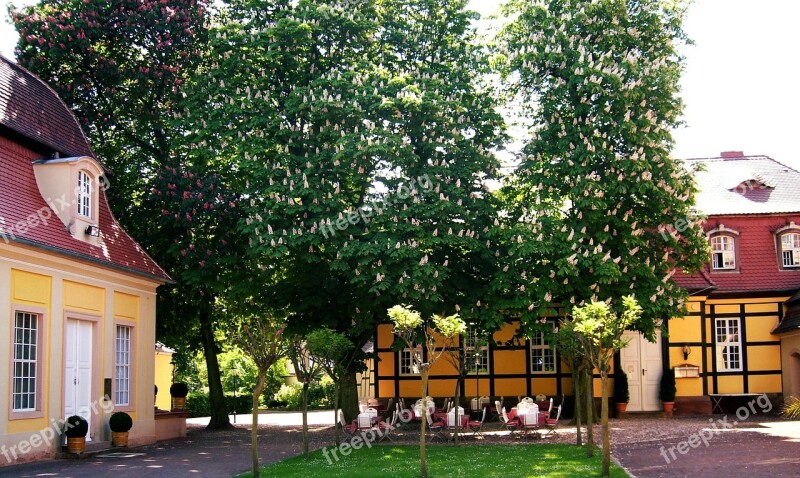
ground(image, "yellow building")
xmin=154 ymin=343 xmax=176 ymax=411
xmin=373 ymin=154 xmax=800 ymax=414
xmin=0 ymin=58 xmax=170 ymax=463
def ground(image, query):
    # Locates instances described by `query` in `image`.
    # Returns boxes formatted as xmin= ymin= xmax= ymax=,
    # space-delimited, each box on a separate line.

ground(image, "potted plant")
xmin=659 ymin=368 xmax=677 ymax=414
xmin=170 ymin=382 xmax=189 ymax=410
xmin=64 ymin=415 xmax=89 ymax=454
xmin=613 ymin=368 xmax=630 ymax=415
xmin=109 ymin=411 xmax=133 ymax=447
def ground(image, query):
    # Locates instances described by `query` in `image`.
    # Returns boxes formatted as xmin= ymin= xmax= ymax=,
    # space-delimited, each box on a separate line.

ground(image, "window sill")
xmin=9 ymin=410 xmax=44 ymax=420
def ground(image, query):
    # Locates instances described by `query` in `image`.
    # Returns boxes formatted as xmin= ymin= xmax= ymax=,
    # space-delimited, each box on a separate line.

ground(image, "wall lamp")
xmin=682 ymin=344 xmax=692 ymax=360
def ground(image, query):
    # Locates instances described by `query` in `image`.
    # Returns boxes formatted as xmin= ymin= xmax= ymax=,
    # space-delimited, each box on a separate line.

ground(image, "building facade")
xmin=373 ymin=153 xmax=800 ymax=412
xmin=0 ymin=57 xmax=170 ymax=464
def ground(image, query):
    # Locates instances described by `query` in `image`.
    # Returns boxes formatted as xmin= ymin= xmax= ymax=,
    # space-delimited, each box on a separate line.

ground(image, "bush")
xmin=659 ymin=369 xmax=677 ymax=402
xmin=185 ymin=391 xmax=256 ymax=418
xmin=272 ymin=380 xmax=335 ymax=410
xmin=613 ymin=369 xmax=629 ymax=404
xmin=64 ymin=415 xmax=88 ymax=438
xmin=170 ymin=382 xmax=189 ymax=398
xmin=109 ymin=412 xmax=133 ymax=433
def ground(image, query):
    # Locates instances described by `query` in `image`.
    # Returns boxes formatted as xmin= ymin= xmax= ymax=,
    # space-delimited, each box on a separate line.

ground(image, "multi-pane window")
xmin=710 ymin=235 xmax=736 ymax=270
xmin=464 ymin=333 xmax=490 ymax=374
xmin=12 ymin=312 xmax=39 ymax=412
xmin=715 ymin=318 xmax=741 ymax=372
xmin=399 ymin=348 xmax=418 ymax=375
xmin=530 ymin=326 xmax=555 ymax=373
xmin=77 ymin=171 xmax=92 ymax=218
xmin=781 ymin=233 xmax=800 ymax=267
xmin=114 ymin=325 xmax=132 ymax=406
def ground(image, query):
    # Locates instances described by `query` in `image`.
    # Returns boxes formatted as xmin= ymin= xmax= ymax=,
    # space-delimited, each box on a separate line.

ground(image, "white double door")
xmin=620 ymin=331 xmax=663 ymax=412
xmin=64 ymin=319 xmax=93 ymax=440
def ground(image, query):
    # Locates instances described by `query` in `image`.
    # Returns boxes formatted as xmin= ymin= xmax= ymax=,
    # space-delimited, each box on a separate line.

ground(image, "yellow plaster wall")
xmin=747 ymin=345 xmax=781 ymax=371
xmin=63 ymin=280 xmax=105 ymax=314
xmin=377 ymin=324 xmax=394 ymax=349
xmin=154 ymin=352 xmax=173 ymax=411
xmin=377 ymin=352 xmax=395 ymax=378
xmin=114 ymin=292 xmax=140 ymax=321
xmin=531 ymin=377 xmax=557 ymax=396
xmin=717 ymin=375 xmax=743 ymax=394
xmin=493 ymin=350 xmax=526 ymax=374
xmin=668 ymin=316 xmax=702 ymax=343
xmin=748 ymin=375 xmax=782 ymax=394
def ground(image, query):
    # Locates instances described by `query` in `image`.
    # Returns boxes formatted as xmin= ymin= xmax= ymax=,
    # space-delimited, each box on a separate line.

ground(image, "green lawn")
xmin=237 ymin=444 xmax=630 ymax=477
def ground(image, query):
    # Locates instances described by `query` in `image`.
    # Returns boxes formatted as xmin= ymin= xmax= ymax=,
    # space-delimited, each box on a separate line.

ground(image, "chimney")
xmin=720 ymin=151 xmax=745 ymax=159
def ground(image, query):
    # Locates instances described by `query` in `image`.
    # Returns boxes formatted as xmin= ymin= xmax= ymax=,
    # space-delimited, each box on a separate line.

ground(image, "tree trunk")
xmin=420 ymin=371 xmax=429 ymax=478
xmin=573 ymin=368 xmax=582 ymax=447
xmin=302 ymin=382 xmax=309 ymax=456
xmin=340 ymin=368 xmax=360 ymax=422
xmin=601 ymin=372 xmax=610 ymax=477
xmin=251 ymin=371 xmax=266 ymax=478
xmin=586 ymin=369 xmax=594 ymax=458
xmin=199 ymin=306 xmax=232 ymax=430
xmin=453 ymin=378 xmax=461 ymax=445
xmin=333 ymin=383 xmax=341 ymax=446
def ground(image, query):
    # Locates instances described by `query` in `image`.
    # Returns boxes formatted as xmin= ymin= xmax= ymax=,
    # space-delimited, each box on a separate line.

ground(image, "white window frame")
xmin=399 ymin=347 xmax=419 ymax=376
xmin=780 ymin=232 xmax=800 ymax=268
xmin=464 ymin=332 xmax=490 ymax=374
xmin=11 ymin=310 xmax=45 ymax=419
xmin=114 ymin=325 xmax=132 ymax=406
xmin=710 ymin=235 xmax=736 ymax=270
xmin=77 ymin=170 xmax=93 ymax=218
xmin=530 ymin=324 xmax=556 ymax=374
xmin=715 ymin=318 xmax=742 ymax=372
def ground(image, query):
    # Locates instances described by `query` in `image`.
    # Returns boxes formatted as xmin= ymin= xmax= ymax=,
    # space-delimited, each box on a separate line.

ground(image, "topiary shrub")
xmin=613 ymin=369 xmax=630 ymax=404
xmin=109 ymin=412 xmax=133 ymax=433
xmin=64 ymin=415 xmax=88 ymax=438
xmin=170 ymin=382 xmax=189 ymax=398
xmin=659 ymin=369 xmax=677 ymax=402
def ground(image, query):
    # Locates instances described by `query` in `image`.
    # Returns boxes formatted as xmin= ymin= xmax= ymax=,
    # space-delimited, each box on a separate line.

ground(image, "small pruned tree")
xmin=306 ymin=328 xmax=355 ymax=447
xmin=287 ymin=336 xmax=323 ymax=457
xmin=388 ymin=305 xmax=466 ymax=478
xmin=573 ymin=296 xmax=642 ymax=477
xmin=228 ymin=315 xmax=287 ymax=478
xmin=553 ymin=318 xmax=592 ymax=448
xmin=440 ymin=326 xmax=488 ymax=445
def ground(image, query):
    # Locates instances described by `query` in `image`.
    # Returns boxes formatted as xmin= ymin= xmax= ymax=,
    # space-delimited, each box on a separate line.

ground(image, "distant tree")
xmin=305 ymin=328 xmax=355 ymax=447
xmin=573 ymin=296 xmax=641 ymax=477
xmin=287 ymin=336 xmax=323 ymax=456
xmin=553 ymin=318 xmax=593 ymax=448
xmin=389 ymin=305 xmax=465 ymax=478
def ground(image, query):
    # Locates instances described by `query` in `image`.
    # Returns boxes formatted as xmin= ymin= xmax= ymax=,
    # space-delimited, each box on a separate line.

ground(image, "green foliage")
xmin=659 ymin=369 xmax=677 ymax=402
xmin=238 ymin=444 xmax=631 ymax=478
xmin=186 ymin=391 xmax=255 ymax=418
xmin=613 ymin=369 xmax=629 ymax=404
xmin=64 ymin=415 xmax=89 ymax=438
xmin=273 ymin=380 xmax=335 ymax=410
xmin=782 ymin=396 xmax=800 ymax=419
xmin=496 ymin=0 xmax=708 ymax=339
xmin=306 ymin=329 xmax=355 ymax=382
xmin=109 ymin=412 xmax=133 ymax=433
xmin=387 ymin=305 xmax=424 ymax=334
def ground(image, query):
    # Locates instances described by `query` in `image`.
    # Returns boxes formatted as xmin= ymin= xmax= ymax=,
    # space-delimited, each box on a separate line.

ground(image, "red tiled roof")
xmin=0 ymin=56 xmax=93 ymax=158
xmin=672 ymin=269 xmax=716 ymax=292
xmin=0 ymin=59 xmax=169 ymax=282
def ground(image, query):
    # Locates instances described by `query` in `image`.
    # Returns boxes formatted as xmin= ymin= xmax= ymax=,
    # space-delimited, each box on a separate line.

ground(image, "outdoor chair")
xmin=543 ymin=405 xmax=562 ymax=438
xmin=520 ymin=408 xmax=542 ymax=439
xmin=500 ymin=407 xmax=521 ymax=434
xmin=536 ymin=397 xmax=553 ymax=414
xmin=426 ymin=411 xmax=447 ymax=441
xmin=339 ymin=410 xmax=357 ymax=437
xmin=468 ymin=406 xmax=487 ymax=436
xmin=377 ymin=410 xmax=399 ymax=442
xmin=357 ymin=414 xmax=375 ymax=432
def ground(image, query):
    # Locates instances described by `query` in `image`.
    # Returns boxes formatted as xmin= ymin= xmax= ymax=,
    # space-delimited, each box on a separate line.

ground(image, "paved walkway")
xmin=1 ymin=412 xmax=797 ymax=477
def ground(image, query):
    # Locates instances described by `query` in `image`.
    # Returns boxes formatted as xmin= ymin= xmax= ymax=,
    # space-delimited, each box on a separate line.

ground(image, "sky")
xmin=1 ymin=0 xmax=799 ymax=169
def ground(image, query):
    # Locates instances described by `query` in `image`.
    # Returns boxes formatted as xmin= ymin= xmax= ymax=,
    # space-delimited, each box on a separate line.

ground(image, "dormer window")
xmin=77 ymin=170 xmax=92 ymax=218
xmin=710 ymin=235 xmax=736 ymax=270
xmin=781 ymin=233 xmax=800 ymax=268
